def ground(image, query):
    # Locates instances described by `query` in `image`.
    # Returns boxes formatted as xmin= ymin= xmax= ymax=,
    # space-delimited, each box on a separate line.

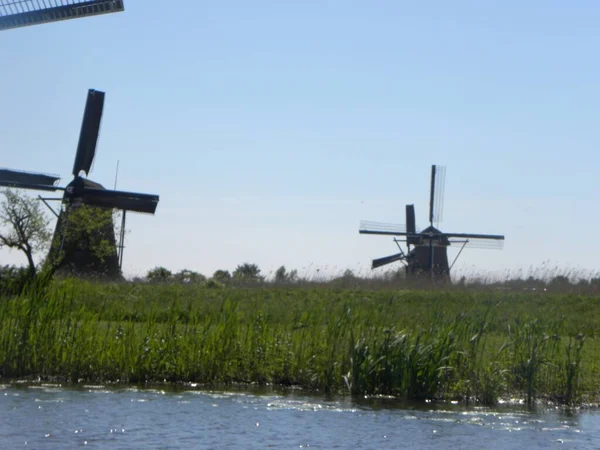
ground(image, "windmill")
xmin=0 ymin=89 xmax=159 ymax=276
xmin=359 ymin=165 xmax=504 ymax=279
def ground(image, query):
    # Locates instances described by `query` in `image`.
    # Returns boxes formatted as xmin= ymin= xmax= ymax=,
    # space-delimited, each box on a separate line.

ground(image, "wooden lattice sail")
xmin=0 ymin=0 xmax=124 ymax=31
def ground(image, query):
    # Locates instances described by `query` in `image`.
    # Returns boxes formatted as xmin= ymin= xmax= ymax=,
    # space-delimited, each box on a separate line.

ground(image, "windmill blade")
xmin=428 ymin=165 xmax=446 ymax=226
xmin=405 ymin=205 xmax=416 ymax=234
xmin=433 ymin=165 xmax=446 ymax=224
xmin=428 ymin=165 xmax=435 ymax=225
xmin=359 ymin=221 xmax=406 ymax=234
xmin=360 ymin=220 xmax=422 ymax=236
xmin=405 ymin=204 xmax=420 ymax=245
xmin=0 ymin=168 xmax=60 ymax=191
xmin=0 ymin=0 xmax=125 ymax=31
xmin=0 ymin=181 xmax=61 ymax=192
xmin=72 ymin=89 xmax=105 ymax=177
xmin=449 ymin=238 xmax=504 ymax=250
xmin=444 ymin=232 xmax=504 ymax=240
xmin=372 ymin=253 xmax=405 ymax=269
xmin=81 ymin=187 xmax=159 ymax=214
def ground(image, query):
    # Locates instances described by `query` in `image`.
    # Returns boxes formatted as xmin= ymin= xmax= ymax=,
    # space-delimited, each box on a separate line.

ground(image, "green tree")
xmin=0 ymin=265 xmax=30 ymax=295
xmin=44 ymin=204 xmax=122 ymax=278
xmin=146 ymin=266 xmax=172 ymax=283
xmin=274 ymin=265 xmax=298 ymax=283
xmin=0 ymin=189 xmax=52 ymax=277
xmin=342 ymin=269 xmax=355 ymax=279
xmin=58 ymin=205 xmax=117 ymax=263
xmin=212 ymin=269 xmax=231 ymax=284
xmin=549 ymin=275 xmax=571 ymax=289
xmin=174 ymin=269 xmax=206 ymax=284
xmin=233 ymin=263 xmax=263 ymax=283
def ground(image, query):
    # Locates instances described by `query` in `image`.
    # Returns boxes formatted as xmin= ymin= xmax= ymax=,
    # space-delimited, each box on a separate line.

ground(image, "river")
xmin=1 ymin=383 xmax=598 ymax=449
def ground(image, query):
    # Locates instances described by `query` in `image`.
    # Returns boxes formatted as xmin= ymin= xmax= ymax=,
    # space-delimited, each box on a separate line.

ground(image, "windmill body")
xmin=360 ymin=165 xmax=504 ymax=279
xmin=48 ymin=178 xmax=121 ymax=277
xmin=0 ymin=89 xmax=159 ymax=277
xmin=406 ymin=225 xmax=450 ymax=277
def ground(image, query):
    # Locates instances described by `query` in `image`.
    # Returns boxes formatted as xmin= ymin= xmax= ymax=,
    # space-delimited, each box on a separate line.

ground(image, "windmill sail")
xmin=81 ymin=187 xmax=159 ymax=214
xmin=72 ymin=89 xmax=105 ymax=177
xmin=446 ymin=232 xmax=504 ymax=250
xmin=359 ymin=221 xmax=407 ymax=235
xmin=428 ymin=165 xmax=446 ymax=226
xmin=432 ymin=165 xmax=446 ymax=224
xmin=444 ymin=232 xmax=504 ymax=240
xmin=449 ymin=238 xmax=505 ymax=250
xmin=0 ymin=168 xmax=60 ymax=191
xmin=372 ymin=253 xmax=405 ymax=269
xmin=0 ymin=0 xmax=125 ymax=31
xmin=406 ymin=204 xmax=419 ymax=245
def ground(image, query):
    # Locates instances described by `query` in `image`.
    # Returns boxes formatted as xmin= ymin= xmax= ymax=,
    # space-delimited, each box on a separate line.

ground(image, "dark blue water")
xmin=1 ymin=383 xmax=598 ymax=449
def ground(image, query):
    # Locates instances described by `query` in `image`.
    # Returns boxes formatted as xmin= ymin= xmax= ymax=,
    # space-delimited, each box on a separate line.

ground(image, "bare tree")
xmin=0 ymin=190 xmax=52 ymax=277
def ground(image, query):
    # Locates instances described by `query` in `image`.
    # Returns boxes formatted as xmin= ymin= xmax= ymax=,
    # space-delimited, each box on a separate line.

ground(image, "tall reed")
xmin=0 ymin=280 xmax=594 ymax=405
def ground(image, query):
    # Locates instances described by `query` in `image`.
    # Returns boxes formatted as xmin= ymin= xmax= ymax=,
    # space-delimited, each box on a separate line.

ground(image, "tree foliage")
xmin=0 ymin=190 xmax=51 ymax=276
xmin=212 ymin=269 xmax=231 ymax=284
xmin=342 ymin=269 xmax=355 ymax=279
xmin=233 ymin=263 xmax=263 ymax=283
xmin=43 ymin=204 xmax=123 ymax=278
xmin=174 ymin=269 xmax=206 ymax=284
xmin=58 ymin=205 xmax=117 ymax=263
xmin=0 ymin=265 xmax=30 ymax=295
xmin=146 ymin=266 xmax=172 ymax=283
xmin=549 ymin=275 xmax=571 ymax=288
xmin=274 ymin=265 xmax=298 ymax=283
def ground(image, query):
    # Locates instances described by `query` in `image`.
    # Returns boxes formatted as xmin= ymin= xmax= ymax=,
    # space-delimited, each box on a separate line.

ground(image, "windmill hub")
xmin=419 ymin=226 xmax=450 ymax=246
xmin=64 ymin=177 xmax=105 ymax=202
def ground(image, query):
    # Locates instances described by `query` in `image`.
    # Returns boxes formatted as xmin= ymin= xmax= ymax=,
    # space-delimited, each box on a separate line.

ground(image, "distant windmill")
xmin=0 ymin=89 xmax=159 ymax=276
xmin=359 ymin=165 xmax=504 ymax=279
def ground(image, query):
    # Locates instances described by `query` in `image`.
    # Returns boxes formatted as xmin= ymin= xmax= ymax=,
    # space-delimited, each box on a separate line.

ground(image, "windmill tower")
xmin=0 ymin=89 xmax=159 ymax=277
xmin=359 ymin=165 xmax=504 ymax=279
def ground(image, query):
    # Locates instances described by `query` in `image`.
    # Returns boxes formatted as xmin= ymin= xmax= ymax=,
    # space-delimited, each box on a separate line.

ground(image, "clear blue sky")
xmin=1 ymin=1 xmax=599 ymax=280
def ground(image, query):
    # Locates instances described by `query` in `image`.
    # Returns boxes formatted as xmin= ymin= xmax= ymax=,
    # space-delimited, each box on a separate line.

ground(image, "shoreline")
xmin=3 ymin=377 xmax=600 ymax=411
xmin=2 ymin=281 xmax=599 ymax=408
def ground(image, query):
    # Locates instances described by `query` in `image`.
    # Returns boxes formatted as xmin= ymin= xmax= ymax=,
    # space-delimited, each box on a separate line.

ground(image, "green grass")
xmin=1 ymin=279 xmax=599 ymax=406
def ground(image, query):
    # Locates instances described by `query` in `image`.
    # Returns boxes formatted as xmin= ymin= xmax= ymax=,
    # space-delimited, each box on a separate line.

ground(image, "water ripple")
xmin=0 ymin=385 xmax=596 ymax=449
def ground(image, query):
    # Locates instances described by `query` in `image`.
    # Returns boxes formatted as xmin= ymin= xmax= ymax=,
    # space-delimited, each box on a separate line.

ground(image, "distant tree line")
xmin=140 ymin=264 xmax=600 ymax=293
xmin=145 ymin=263 xmax=279 ymax=286
xmin=141 ymin=263 xmax=311 ymax=287
xmin=1 ymin=189 xmax=600 ymax=295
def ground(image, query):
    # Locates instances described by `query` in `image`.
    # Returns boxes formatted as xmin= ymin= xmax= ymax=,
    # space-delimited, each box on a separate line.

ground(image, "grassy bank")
xmin=1 ymin=279 xmax=599 ymax=406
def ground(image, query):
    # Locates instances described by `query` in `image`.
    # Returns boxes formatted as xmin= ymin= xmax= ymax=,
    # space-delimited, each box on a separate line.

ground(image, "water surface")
xmin=1 ymin=383 xmax=598 ymax=449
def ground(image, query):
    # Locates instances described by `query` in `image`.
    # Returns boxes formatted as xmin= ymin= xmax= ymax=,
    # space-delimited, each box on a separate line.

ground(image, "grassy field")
xmin=1 ymin=279 xmax=599 ymax=406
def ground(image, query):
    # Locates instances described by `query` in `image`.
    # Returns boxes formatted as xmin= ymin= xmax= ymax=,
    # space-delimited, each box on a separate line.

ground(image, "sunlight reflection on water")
xmin=0 ymin=383 xmax=598 ymax=449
